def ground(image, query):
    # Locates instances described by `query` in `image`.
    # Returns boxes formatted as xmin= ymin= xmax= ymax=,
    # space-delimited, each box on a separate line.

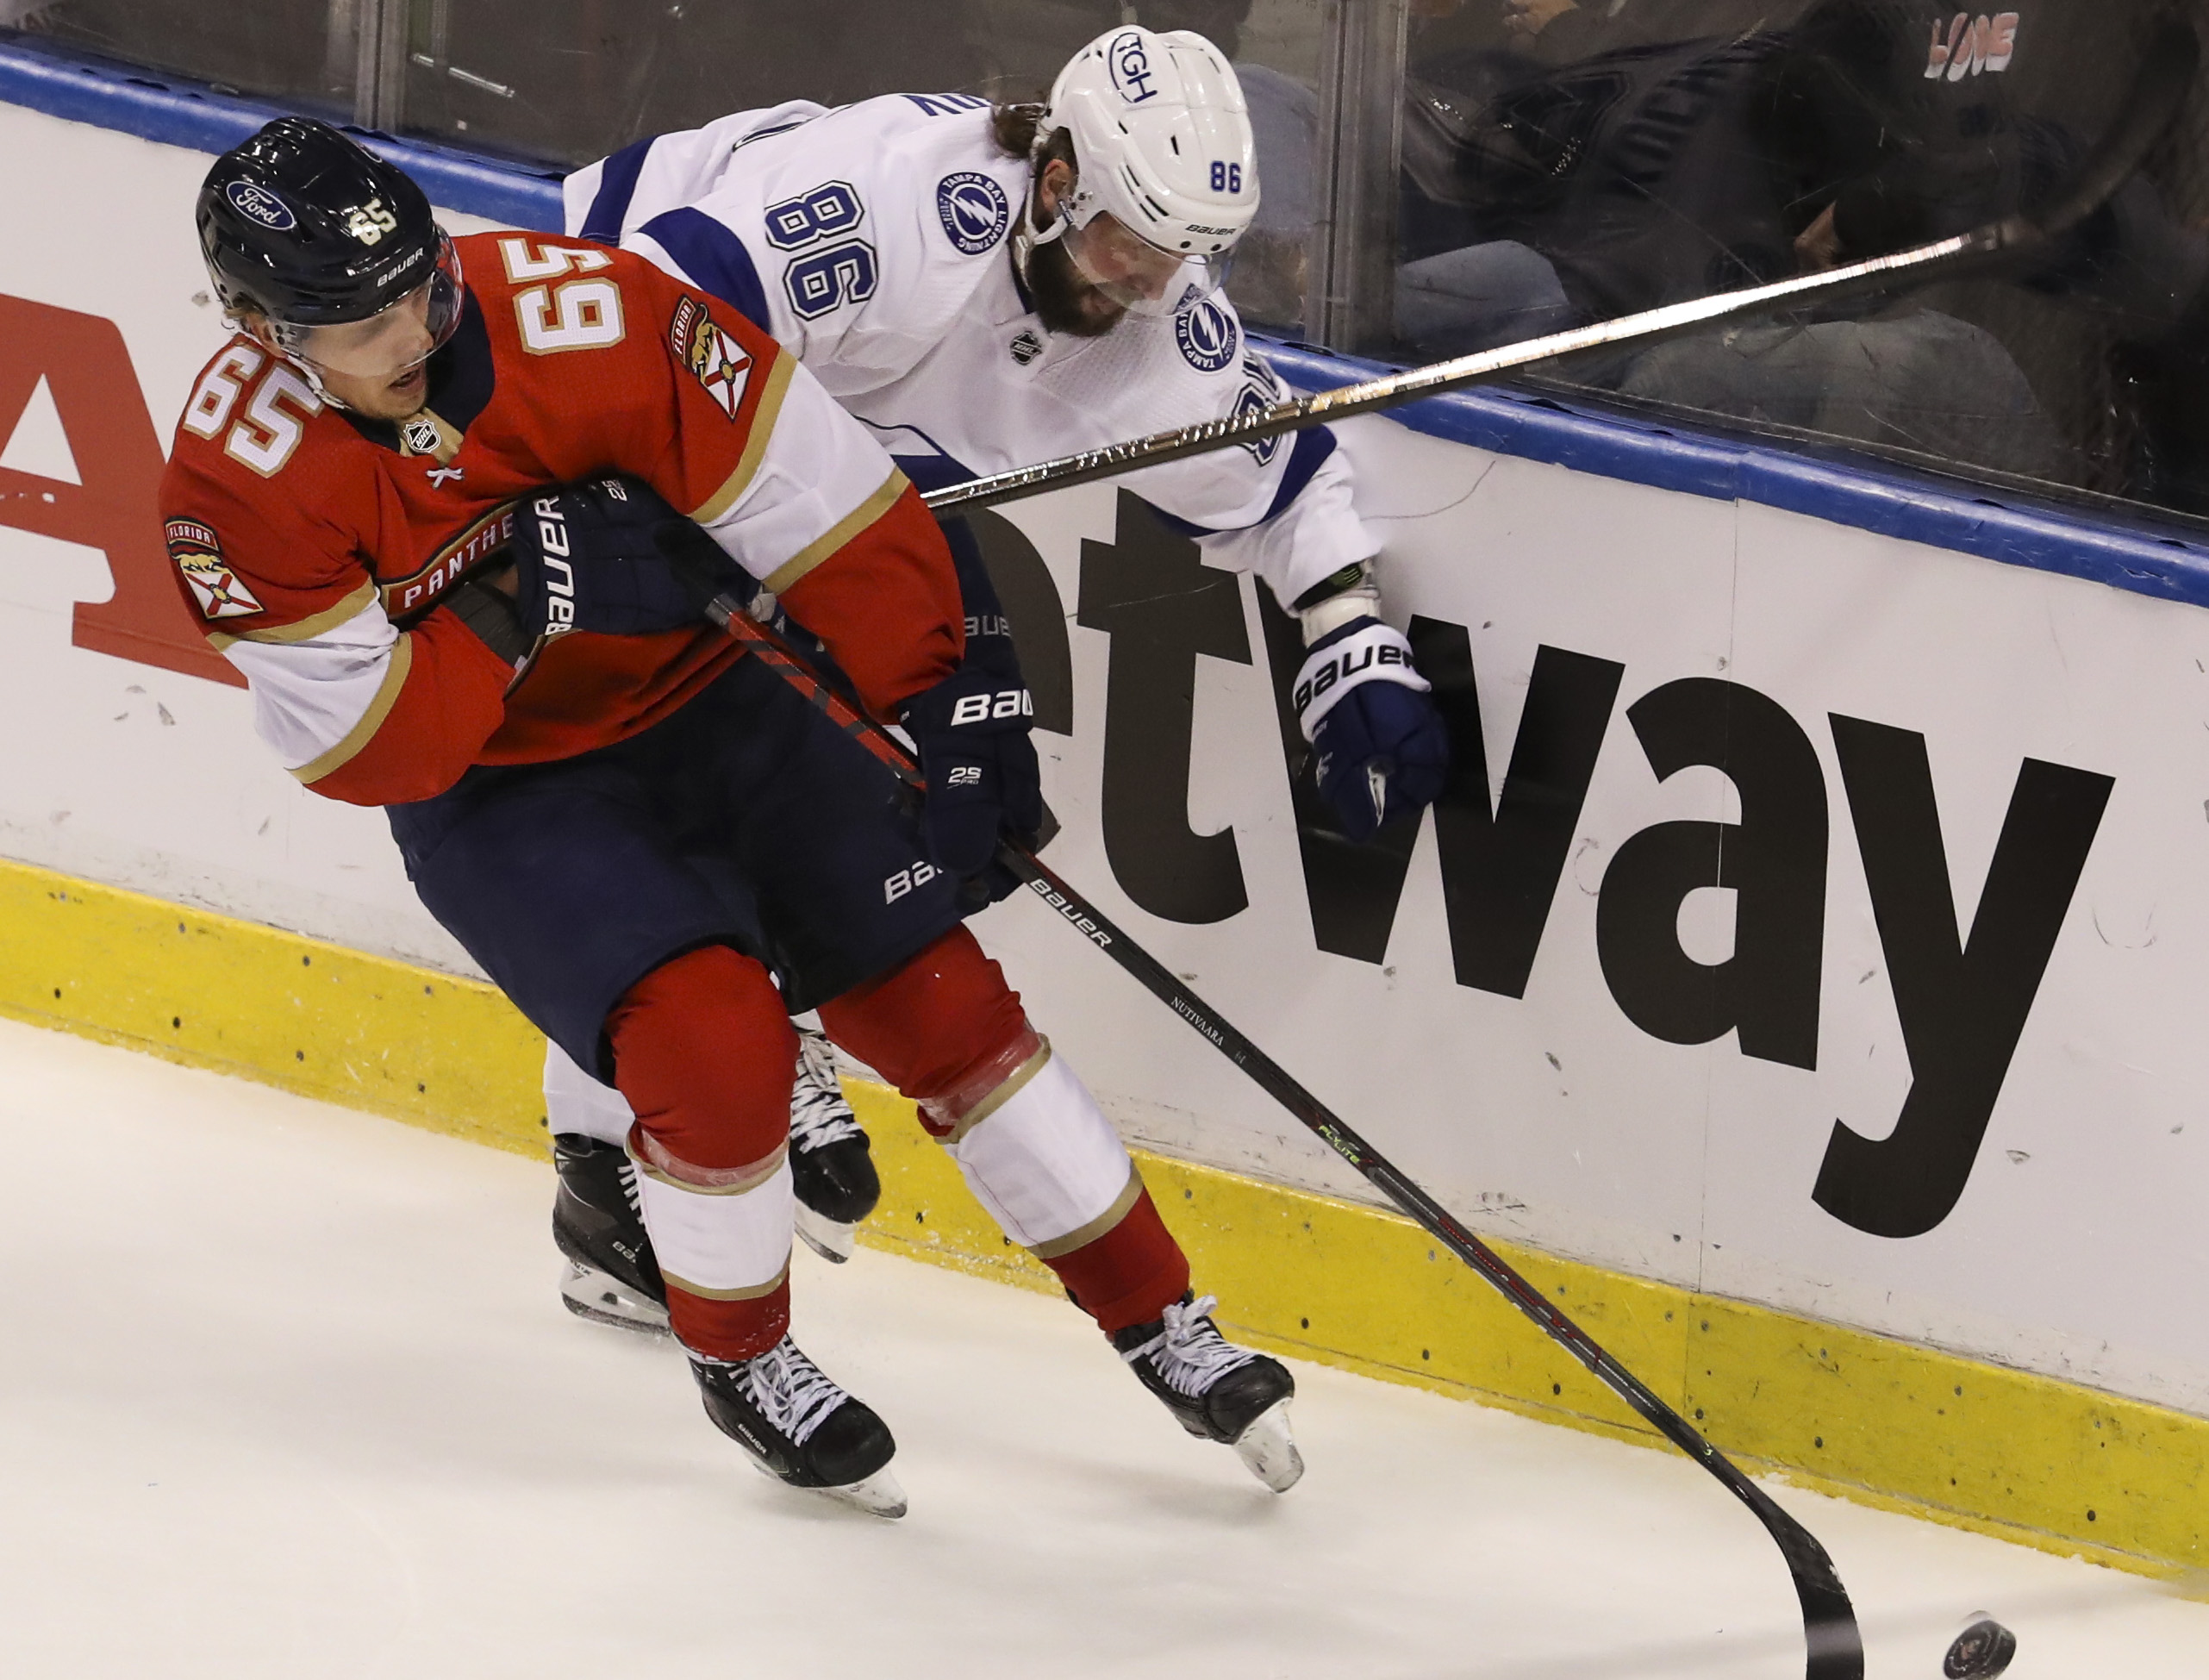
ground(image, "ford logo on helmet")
xmin=226 ymin=180 xmax=298 ymax=232
xmin=1108 ymin=30 xmax=1161 ymax=104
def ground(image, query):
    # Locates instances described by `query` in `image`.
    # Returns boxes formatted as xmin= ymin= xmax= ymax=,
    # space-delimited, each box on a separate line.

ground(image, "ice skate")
xmin=788 ymin=1026 xmax=880 ymax=1265
xmin=691 ymin=1335 xmax=906 ymax=1517
xmin=1114 ymin=1292 xmax=1303 ymax=1491
xmin=552 ymin=1132 xmax=670 ymax=1335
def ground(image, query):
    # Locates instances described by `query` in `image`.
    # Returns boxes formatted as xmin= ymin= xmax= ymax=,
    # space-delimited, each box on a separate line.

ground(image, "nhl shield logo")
xmin=165 ymin=519 xmax=264 ymax=621
xmin=936 ymin=172 xmax=1011 ymax=255
xmin=669 ymin=296 xmax=752 ymax=421
xmin=1174 ymin=299 xmax=1239 ymax=373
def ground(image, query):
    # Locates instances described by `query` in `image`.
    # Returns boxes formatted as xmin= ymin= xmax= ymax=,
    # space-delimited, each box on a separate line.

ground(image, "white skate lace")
xmin=721 ymin=1338 xmax=850 ymax=1447
xmin=615 ymin=1157 xmax=642 ymax=1215
xmin=1122 ymin=1295 xmax=1258 ymax=1400
xmin=789 ymin=1027 xmax=863 ymax=1153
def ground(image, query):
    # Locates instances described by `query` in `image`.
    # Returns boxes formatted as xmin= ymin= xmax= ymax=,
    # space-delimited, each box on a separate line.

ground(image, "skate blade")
xmin=558 ymin=1261 xmax=671 ymax=1336
xmin=748 ymin=1457 xmax=908 ymax=1519
xmin=823 ymin=1466 xmax=908 ymax=1518
xmin=794 ymin=1203 xmax=856 ymax=1265
xmin=1232 ymin=1400 xmax=1304 ymax=1493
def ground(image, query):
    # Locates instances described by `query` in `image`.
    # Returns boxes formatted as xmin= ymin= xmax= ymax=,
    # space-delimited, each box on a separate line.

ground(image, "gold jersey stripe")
xmin=690 ymin=353 xmax=797 ymax=528
xmin=290 ymin=634 xmax=415 ymax=787
xmin=206 ymin=580 xmax=377 ymax=653
xmin=763 ymin=468 xmax=910 ymax=596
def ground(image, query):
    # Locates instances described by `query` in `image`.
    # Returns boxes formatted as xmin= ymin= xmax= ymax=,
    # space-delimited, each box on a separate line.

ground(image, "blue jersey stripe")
xmin=637 ymin=209 xmax=772 ymax=331
xmin=1264 ymin=427 xmax=1338 ymax=522
xmin=578 ymin=135 xmax=656 ymax=243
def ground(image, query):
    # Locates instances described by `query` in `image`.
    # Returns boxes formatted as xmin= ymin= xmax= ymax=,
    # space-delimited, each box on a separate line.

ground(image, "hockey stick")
xmin=923 ymin=5 xmax=2198 ymax=517
xmin=700 ymin=595 xmax=1865 ymax=1679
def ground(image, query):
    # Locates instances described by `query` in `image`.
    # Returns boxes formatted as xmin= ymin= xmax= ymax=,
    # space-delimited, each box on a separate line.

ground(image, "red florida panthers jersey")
xmin=159 ymin=229 xmax=961 ymax=806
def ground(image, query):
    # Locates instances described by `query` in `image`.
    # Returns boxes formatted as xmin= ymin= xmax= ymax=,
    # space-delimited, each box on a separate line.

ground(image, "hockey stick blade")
xmin=697 ymin=594 xmax=1863 ymax=1679
xmin=924 ymin=5 xmax=2197 ymax=519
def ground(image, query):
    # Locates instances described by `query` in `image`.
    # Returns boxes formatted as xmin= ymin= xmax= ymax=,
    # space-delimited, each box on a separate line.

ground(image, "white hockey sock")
xmin=941 ymin=1044 xmax=1141 ymax=1257
xmin=625 ymin=1132 xmax=794 ymax=1299
xmin=543 ymin=1039 xmax=636 ymax=1146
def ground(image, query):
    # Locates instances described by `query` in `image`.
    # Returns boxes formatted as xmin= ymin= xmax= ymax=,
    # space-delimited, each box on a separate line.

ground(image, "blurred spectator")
xmin=1388 ymin=0 xmax=2106 ymax=473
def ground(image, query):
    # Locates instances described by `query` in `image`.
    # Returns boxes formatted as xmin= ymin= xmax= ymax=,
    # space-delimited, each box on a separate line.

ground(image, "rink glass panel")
xmin=1393 ymin=0 xmax=2209 ymax=517
xmin=385 ymin=0 xmax=1331 ymax=336
xmin=11 ymin=0 xmax=2209 ymax=521
xmin=7 ymin=0 xmax=354 ymax=119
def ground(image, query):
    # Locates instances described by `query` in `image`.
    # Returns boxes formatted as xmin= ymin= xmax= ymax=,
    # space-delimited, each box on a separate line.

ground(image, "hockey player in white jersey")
xmin=545 ymin=28 xmax=1445 ymax=1463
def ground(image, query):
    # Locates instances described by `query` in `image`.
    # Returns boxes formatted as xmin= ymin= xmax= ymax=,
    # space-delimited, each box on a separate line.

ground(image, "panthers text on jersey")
xmin=159 ymin=229 xmax=963 ymax=807
xmin=562 ymin=92 xmax=1375 ymax=610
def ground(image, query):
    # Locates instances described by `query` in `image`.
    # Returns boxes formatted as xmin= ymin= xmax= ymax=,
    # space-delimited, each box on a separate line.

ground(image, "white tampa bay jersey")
xmin=563 ymin=93 xmax=1375 ymax=609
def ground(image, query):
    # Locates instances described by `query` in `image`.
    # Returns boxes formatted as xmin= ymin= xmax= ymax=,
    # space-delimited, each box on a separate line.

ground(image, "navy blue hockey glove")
xmin=508 ymin=477 xmax=733 ymax=647
xmin=1294 ymin=617 xmax=1450 ymax=842
xmin=899 ymin=664 xmax=1044 ymax=880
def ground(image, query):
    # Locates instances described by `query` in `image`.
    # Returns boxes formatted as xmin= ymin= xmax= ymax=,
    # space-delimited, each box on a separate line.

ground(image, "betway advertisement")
xmin=5 ymin=102 xmax=2205 ymax=1418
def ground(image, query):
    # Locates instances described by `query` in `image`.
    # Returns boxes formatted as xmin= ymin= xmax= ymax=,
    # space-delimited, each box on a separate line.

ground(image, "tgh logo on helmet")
xmin=225 ymin=180 xmax=297 ymax=232
xmin=1108 ymin=30 xmax=1161 ymax=103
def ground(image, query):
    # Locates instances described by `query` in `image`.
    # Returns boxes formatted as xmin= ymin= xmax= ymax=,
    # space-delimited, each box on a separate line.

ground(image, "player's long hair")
xmin=990 ymin=102 xmax=1076 ymax=175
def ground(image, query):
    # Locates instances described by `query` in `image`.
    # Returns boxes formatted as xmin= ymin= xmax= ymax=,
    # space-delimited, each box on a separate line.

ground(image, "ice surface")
xmin=1 ymin=1016 xmax=2201 ymax=1678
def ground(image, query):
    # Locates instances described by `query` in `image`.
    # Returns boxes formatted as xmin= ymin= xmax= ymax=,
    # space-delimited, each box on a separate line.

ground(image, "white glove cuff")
xmin=1298 ymin=584 xmax=1381 ymax=646
xmin=1292 ymin=621 xmax=1432 ymax=741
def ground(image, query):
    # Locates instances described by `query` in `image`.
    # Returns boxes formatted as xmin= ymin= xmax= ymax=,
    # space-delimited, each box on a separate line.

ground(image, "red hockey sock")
xmin=666 ymin=1275 xmax=791 ymax=1364
xmin=1040 ymin=1187 xmax=1190 ymax=1335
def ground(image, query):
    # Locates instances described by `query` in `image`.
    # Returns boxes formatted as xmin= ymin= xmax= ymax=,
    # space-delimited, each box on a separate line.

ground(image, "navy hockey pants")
xmin=385 ymin=653 xmax=968 ymax=1081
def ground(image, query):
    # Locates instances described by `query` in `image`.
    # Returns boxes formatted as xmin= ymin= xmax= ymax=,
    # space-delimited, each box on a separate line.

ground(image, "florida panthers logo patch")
xmin=669 ymin=296 xmax=753 ymax=421
xmin=165 ymin=519 xmax=264 ymax=621
xmin=1175 ymin=299 xmax=1239 ymax=373
xmin=936 ymin=172 xmax=1011 ymax=255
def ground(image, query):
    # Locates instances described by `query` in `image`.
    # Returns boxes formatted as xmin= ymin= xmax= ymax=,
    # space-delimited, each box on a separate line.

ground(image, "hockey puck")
xmin=1942 ymin=1618 xmax=2017 ymax=1678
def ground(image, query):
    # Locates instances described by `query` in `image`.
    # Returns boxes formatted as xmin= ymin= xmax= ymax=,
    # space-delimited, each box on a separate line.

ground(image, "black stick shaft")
xmin=702 ymin=595 xmax=1863 ymax=1678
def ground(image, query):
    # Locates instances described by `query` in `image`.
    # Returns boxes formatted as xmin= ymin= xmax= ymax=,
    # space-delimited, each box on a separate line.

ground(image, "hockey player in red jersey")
xmin=161 ymin=117 xmax=1301 ymax=1514
xmin=552 ymin=26 xmax=1452 ymax=1282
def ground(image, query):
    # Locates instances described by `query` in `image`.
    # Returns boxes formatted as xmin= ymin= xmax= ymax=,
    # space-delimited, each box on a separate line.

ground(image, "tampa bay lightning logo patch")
xmin=936 ymin=172 xmax=1011 ymax=255
xmin=226 ymin=180 xmax=296 ymax=232
xmin=1175 ymin=299 xmax=1239 ymax=373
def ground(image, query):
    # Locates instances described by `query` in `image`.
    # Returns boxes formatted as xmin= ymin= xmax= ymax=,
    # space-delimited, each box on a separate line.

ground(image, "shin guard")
xmin=627 ymin=1130 xmax=794 ymax=1361
xmin=938 ymin=1046 xmax=1189 ymax=1333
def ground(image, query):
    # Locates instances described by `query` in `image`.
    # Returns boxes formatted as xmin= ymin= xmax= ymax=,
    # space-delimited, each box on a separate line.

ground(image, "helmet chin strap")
xmin=240 ymin=317 xmax=351 ymax=413
xmin=280 ymin=347 xmax=350 ymax=411
xmin=1011 ymin=161 xmax=1075 ymax=297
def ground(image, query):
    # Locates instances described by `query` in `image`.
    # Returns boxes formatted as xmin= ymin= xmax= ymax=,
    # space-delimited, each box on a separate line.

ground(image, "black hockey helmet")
xmin=197 ymin=118 xmax=462 ymax=374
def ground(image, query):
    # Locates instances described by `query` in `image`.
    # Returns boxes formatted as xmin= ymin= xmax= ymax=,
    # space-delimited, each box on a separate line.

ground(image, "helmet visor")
xmin=1060 ymin=211 xmax=1231 ymax=317
xmin=278 ymin=236 xmax=464 ymax=379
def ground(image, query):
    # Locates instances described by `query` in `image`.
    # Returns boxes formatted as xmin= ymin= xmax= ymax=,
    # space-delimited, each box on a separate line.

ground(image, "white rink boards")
xmin=3 ymin=80 xmax=2209 ymax=1437
xmin=1 ymin=1015 xmax=2204 ymax=1680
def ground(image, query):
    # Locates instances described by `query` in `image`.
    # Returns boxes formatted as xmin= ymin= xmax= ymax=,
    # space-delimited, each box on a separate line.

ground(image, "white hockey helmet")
xmin=1028 ymin=27 xmax=1259 ymax=315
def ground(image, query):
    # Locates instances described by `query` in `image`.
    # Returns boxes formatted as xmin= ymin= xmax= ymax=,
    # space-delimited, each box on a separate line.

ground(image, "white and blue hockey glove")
xmin=1294 ymin=616 xmax=1450 ymax=842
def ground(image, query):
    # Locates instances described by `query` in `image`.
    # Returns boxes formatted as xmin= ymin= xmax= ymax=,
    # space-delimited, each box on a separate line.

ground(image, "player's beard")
xmin=1022 ymin=235 xmax=1126 ymax=339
